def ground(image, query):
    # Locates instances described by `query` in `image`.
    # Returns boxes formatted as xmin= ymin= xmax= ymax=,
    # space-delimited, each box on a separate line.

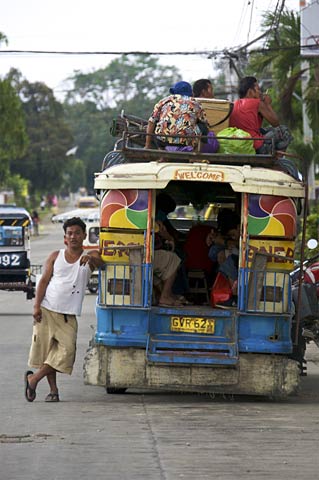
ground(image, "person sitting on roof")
xmin=144 ymin=81 xmax=209 ymax=151
xmin=229 ymin=76 xmax=293 ymax=155
xmin=193 ymin=79 xmax=214 ymax=99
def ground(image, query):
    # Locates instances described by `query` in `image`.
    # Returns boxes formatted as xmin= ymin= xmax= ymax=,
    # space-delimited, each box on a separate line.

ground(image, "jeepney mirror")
xmin=307 ymin=238 xmax=318 ymax=250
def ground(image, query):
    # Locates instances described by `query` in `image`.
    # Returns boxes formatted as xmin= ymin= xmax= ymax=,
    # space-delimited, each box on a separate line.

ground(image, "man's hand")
xmin=262 ymin=94 xmax=272 ymax=105
xmin=80 ymin=254 xmax=96 ymax=270
xmin=33 ymin=306 xmax=42 ymax=323
xmin=80 ymin=251 xmax=104 ymax=271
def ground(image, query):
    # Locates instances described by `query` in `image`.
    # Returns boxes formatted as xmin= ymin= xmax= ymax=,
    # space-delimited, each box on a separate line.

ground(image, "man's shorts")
xmin=28 ymin=307 xmax=78 ymax=375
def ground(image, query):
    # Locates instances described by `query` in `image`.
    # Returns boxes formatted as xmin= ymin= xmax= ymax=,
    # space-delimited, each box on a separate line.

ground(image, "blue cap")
xmin=169 ymin=81 xmax=193 ymax=96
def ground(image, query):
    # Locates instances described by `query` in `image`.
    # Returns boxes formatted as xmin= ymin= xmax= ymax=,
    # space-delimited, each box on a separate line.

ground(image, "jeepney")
xmin=0 ymin=205 xmax=35 ymax=299
xmin=83 ymin=105 xmax=314 ymax=397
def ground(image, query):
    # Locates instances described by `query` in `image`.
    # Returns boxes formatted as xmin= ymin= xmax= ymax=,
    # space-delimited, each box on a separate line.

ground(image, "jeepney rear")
xmin=83 ymin=142 xmax=308 ymax=397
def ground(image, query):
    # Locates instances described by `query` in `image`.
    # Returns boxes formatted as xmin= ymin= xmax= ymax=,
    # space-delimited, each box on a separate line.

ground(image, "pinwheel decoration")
xmin=248 ymin=194 xmax=297 ymax=237
xmin=101 ymin=189 xmax=148 ymax=229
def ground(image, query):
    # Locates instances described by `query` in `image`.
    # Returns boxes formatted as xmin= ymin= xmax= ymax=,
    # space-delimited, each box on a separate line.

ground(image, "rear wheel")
xmin=290 ymin=316 xmax=307 ymax=375
xmin=106 ymin=387 xmax=127 ymax=394
xmin=26 ymin=279 xmax=35 ymax=300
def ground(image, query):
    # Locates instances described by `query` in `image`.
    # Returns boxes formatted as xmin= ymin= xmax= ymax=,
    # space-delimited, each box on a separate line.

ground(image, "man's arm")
xmin=33 ymin=250 xmax=58 ymax=322
xmin=81 ymin=250 xmax=104 ymax=271
xmin=258 ymin=95 xmax=280 ymax=127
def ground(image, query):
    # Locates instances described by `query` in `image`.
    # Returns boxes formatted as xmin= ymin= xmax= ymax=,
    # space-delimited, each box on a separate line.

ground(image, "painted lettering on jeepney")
xmin=101 ymin=240 xmax=142 ymax=258
xmin=173 ymin=170 xmax=224 ymax=181
xmin=248 ymin=239 xmax=295 ymax=271
xmin=100 ymin=231 xmax=144 ymax=263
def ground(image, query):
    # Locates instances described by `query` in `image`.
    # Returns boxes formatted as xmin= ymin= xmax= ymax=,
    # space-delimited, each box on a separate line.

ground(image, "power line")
xmin=0 ymin=49 xmax=224 ymax=56
xmin=0 ymin=43 xmax=318 ymax=58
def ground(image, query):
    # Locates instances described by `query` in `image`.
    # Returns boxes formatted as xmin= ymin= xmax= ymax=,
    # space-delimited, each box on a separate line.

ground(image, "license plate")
xmin=171 ymin=316 xmax=215 ymax=334
xmin=0 ymin=252 xmax=26 ymax=268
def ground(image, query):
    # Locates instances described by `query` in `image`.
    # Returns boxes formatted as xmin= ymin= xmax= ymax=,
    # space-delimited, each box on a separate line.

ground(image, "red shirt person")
xmin=229 ymin=76 xmax=292 ymax=154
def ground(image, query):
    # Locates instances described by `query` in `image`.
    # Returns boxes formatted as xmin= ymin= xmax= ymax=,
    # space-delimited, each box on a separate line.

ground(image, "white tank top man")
xmin=25 ymin=217 xmax=104 ymax=403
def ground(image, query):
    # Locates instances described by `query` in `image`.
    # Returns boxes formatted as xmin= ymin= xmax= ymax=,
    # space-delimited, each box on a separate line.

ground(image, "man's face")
xmin=202 ymin=84 xmax=214 ymax=99
xmin=64 ymin=225 xmax=86 ymax=247
xmin=250 ymin=82 xmax=261 ymax=99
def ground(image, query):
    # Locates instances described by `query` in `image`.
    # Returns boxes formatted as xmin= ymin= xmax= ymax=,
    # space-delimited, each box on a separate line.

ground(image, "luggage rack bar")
xmin=112 ymin=128 xmax=278 ymax=168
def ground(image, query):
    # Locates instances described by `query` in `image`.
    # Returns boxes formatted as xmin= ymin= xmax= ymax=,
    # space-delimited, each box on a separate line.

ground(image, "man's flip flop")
xmin=24 ymin=370 xmax=36 ymax=402
xmin=45 ymin=393 xmax=59 ymax=402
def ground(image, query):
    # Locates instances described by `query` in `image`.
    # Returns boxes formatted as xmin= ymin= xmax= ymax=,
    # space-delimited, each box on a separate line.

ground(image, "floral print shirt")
xmin=148 ymin=94 xmax=208 ymax=148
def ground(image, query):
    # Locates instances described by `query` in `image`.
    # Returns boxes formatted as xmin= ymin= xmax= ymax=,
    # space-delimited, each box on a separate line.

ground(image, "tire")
xmin=26 ymin=289 xmax=34 ymax=300
xmin=290 ymin=315 xmax=307 ymax=375
xmin=88 ymin=287 xmax=98 ymax=294
xmin=106 ymin=387 xmax=127 ymax=394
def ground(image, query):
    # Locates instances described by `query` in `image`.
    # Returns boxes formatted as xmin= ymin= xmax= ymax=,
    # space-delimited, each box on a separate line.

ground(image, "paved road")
xmin=1 ymin=219 xmax=319 ymax=480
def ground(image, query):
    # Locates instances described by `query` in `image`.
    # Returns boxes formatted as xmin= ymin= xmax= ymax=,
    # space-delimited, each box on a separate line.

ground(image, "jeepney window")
xmin=88 ymin=226 xmax=99 ymax=244
xmin=0 ymin=226 xmax=24 ymax=246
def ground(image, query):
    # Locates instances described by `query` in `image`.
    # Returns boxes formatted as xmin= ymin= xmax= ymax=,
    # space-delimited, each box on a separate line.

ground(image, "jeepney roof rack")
xmin=106 ymin=111 xmax=300 ymax=177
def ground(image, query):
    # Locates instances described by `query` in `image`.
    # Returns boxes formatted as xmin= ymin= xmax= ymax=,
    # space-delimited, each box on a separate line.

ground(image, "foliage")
xmin=246 ymin=10 xmax=302 ymax=128
xmin=61 ymin=157 xmax=86 ymax=195
xmin=63 ymin=101 xmax=113 ymax=191
xmin=65 ymin=55 xmax=179 ymax=110
xmin=301 ymin=212 xmax=319 ymax=259
xmin=305 ymin=65 xmax=319 ymax=137
xmin=0 ymin=32 xmax=8 ymax=46
xmin=0 ymin=77 xmax=28 ymax=185
xmin=8 ymin=71 xmax=74 ymax=195
xmin=6 ymin=174 xmax=30 ymax=207
xmin=63 ymin=55 xmax=181 ymax=189
xmin=288 ymin=131 xmax=319 ymax=177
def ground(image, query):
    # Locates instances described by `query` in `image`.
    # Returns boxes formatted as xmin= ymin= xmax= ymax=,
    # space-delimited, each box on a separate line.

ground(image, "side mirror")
xmin=307 ymin=239 xmax=318 ymax=250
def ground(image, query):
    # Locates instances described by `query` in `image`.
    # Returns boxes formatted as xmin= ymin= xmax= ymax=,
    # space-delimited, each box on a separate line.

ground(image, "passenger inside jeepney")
xmin=153 ymin=220 xmax=187 ymax=307
xmin=207 ymin=210 xmax=240 ymax=304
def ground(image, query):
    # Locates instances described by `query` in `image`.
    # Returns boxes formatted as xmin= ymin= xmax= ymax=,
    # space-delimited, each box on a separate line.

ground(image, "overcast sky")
xmin=0 ymin=0 xmax=300 ymax=99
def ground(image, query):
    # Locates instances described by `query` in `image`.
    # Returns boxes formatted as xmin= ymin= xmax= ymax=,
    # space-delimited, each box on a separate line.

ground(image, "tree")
xmin=65 ymin=54 xmax=180 ymax=110
xmin=246 ymin=10 xmax=303 ymax=129
xmin=63 ymin=101 xmax=113 ymax=191
xmin=63 ymin=55 xmax=181 ymax=189
xmin=61 ymin=157 xmax=86 ymax=195
xmin=8 ymin=71 xmax=74 ymax=195
xmin=0 ymin=77 xmax=28 ymax=185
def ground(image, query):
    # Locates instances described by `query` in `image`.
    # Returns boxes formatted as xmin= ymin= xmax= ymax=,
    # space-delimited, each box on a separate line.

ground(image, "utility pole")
xmin=300 ymin=0 xmax=317 ymax=201
xmin=301 ymin=59 xmax=315 ymax=199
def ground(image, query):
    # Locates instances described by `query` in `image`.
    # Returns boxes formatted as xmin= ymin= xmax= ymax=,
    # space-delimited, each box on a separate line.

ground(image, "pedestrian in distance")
xmin=24 ymin=217 xmax=104 ymax=402
xmin=31 ymin=210 xmax=40 ymax=236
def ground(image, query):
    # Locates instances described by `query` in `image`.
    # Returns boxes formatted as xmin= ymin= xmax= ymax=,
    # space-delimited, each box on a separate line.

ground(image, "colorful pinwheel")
xmin=101 ymin=189 xmax=148 ymax=229
xmin=248 ymin=194 xmax=297 ymax=237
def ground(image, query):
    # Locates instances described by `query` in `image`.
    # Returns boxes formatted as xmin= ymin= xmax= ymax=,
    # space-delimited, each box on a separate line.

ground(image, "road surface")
xmin=1 ymin=220 xmax=319 ymax=480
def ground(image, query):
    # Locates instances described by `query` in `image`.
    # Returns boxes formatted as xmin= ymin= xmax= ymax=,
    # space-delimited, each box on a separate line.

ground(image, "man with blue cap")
xmin=145 ymin=81 xmax=209 ymax=150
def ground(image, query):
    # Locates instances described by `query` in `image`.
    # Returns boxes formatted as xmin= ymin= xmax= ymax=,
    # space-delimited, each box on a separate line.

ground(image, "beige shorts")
xmin=28 ymin=307 xmax=78 ymax=375
xmin=153 ymin=249 xmax=181 ymax=285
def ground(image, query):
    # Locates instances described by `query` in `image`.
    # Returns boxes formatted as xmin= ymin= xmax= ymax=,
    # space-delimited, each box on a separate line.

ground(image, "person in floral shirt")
xmin=145 ymin=81 xmax=209 ymax=150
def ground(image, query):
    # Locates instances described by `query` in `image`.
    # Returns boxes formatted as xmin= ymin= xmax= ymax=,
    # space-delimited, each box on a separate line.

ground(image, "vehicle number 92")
xmin=0 ymin=253 xmax=22 ymax=267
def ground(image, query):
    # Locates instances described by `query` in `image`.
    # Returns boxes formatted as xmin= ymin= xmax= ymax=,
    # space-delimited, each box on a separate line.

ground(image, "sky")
xmin=0 ymin=0 xmax=301 ymax=100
